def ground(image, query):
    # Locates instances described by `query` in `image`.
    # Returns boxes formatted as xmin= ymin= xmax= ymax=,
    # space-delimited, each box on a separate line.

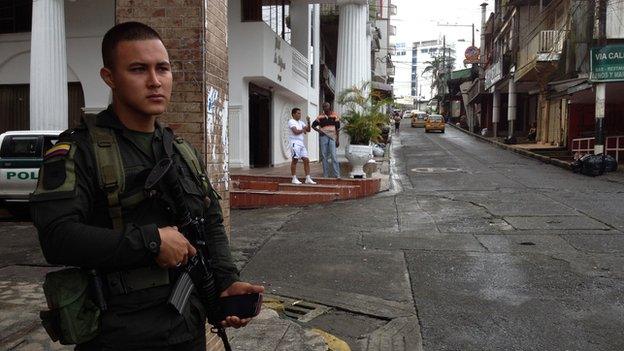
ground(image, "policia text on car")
xmin=30 ymin=22 xmax=264 ymax=351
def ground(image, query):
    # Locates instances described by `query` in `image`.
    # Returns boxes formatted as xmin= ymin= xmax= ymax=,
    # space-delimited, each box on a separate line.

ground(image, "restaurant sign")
xmin=590 ymin=45 xmax=624 ymax=82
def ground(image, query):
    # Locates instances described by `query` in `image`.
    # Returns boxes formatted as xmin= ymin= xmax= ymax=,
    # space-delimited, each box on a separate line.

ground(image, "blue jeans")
xmin=319 ymin=134 xmax=340 ymax=178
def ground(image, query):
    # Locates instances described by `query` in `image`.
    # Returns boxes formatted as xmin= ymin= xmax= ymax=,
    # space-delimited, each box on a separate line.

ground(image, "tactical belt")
xmin=106 ymin=266 xmax=169 ymax=296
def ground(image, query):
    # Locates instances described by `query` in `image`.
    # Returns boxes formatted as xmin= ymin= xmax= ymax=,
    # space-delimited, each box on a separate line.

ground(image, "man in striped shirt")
xmin=312 ymin=102 xmax=341 ymax=178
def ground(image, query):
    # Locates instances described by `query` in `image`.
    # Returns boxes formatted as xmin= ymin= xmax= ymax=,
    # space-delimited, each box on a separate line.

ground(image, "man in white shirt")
xmin=288 ymin=108 xmax=316 ymax=184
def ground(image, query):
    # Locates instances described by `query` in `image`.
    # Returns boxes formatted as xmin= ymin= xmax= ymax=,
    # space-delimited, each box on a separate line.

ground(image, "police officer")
xmin=30 ymin=22 xmax=263 ymax=350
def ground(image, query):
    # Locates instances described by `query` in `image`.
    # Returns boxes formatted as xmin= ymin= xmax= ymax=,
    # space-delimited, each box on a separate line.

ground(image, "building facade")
xmin=227 ymin=0 xmax=321 ymax=169
xmin=469 ymin=0 xmax=624 ymax=161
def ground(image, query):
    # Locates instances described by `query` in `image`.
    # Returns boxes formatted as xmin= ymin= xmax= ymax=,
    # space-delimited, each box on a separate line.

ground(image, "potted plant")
xmin=337 ymin=82 xmax=392 ymax=178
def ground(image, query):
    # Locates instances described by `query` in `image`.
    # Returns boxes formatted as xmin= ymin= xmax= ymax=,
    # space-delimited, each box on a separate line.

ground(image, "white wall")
xmin=607 ymin=0 xmax=624 ymax=39
xmin=228 ymin=1 xmax=320 ymax=168
xmin=0 ymin=1 xmax=114 ymax=112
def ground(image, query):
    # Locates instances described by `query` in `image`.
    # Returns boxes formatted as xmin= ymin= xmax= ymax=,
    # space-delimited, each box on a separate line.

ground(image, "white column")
xmin=366 ymin=21 xmax=372 ymax=83
xmin=30 ymin=0 xmax=68 ymax=131
xmin=492 ymin=90 xmax=500 ymax=137
xmin=335 ymin=0 xmax=368 ymax=112
xmin=507 ymin=76 xmax=517 ymax=137
xmin=335 ymin=0 xmax=368 ymax=156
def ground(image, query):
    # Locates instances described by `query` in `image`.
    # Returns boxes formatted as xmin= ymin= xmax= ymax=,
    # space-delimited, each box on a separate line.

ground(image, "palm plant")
xmin=421 ymin=56 xmax=443 ymax=98
xmin=337 ymin=82 xmax=393 ymax=145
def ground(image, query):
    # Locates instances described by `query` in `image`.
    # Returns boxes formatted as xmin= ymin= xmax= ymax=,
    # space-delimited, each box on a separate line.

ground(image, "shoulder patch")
xmin=44 ymin=143 xmax=71 ymax=159
xmin=42 ymin=159 xmax=67 ymax=190
xmin=31 ymin=142 xmax=77 ymax=200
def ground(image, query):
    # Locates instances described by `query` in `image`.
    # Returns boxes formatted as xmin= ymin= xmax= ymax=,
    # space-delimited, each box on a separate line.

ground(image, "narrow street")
xmin=229 ymin=119 xmax=624 ymax=350
xmin=1 ymin=120 xmax=623 ymax=350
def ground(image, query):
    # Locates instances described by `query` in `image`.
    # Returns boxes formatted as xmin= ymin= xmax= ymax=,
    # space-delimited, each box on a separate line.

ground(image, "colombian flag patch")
xmin=44 ymin=143 xmax=71 ymax=159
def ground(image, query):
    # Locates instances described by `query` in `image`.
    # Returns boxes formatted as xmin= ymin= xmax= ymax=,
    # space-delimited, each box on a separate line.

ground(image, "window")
xmin=0 ymin=0 xmax=32 ymax=34
xmin=242 ymin=0 xmax=291 ymax=44
xmin=0 ymin=136 xmax=40 ymax=158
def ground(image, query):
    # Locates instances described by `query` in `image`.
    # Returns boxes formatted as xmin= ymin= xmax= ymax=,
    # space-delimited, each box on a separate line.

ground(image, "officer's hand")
xmin=219 ymin=282 xmax=265 ymax=329
xmin=155 ymin=226 xmax=197 ymax=268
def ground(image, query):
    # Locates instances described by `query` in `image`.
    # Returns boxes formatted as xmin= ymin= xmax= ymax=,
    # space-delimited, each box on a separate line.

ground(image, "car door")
xmin=0 ymin=135 xmax=44 ymax=200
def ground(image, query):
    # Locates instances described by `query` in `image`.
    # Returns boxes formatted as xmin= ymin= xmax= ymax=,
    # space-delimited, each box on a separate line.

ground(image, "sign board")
xmin=590 ymin=45 xmax=624 ymax=82
xmin=485 ymin=60 xmax=503 ymax=89
xmin=464 ymin=46 xmax=480 ymax=64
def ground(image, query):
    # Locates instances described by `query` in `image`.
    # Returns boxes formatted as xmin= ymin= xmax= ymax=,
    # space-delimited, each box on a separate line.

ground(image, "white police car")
xmin=0 ymin=130 xmax=63 ymax=213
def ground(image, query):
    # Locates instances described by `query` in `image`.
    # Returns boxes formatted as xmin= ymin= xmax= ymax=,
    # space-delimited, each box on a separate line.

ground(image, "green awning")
xmin=450 ymin=68 xmax=473 ymax=81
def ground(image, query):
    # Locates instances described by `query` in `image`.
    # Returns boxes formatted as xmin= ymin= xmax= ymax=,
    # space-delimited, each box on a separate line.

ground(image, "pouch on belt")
xmin=40 ymin=268 xmax=100 ymax=345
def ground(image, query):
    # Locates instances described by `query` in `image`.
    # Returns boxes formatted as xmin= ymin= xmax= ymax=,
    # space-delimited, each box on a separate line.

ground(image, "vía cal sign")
xmin=590 ymin=45 xmax=624 ymax=82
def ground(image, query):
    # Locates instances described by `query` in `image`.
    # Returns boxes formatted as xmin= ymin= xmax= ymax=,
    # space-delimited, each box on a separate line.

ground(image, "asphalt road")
xmin=232 ymin=121 xmax=624 ymax=350
xmin=1 ymin=119 xmax=623 ymax=350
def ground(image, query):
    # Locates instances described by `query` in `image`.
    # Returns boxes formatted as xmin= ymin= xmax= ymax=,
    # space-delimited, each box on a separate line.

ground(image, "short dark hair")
xmin=102 ymin=22 xmax=163 ymax=69
xmin=291 ymin=108 xmax=301 ymax=116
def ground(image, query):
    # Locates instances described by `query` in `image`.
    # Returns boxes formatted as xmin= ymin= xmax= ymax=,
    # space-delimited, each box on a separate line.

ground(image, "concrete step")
xmin=231 ymin=174 xmax=381 ymax=198
xmin=230 ymin=189 xmax=339 ymax=209
xmin=278 ymin=183 xmax=360 ymax=200
xmin=229 ymin=308 xmax=328 ymax=351
xmin=358 ymin=316 xmax=423 ymax=351
xmin=234 ymin=180 xmax=280 ymax=191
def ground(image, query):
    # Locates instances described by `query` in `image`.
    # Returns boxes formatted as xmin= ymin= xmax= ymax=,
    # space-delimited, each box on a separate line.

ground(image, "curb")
xmin=447 ymin=123 xmax=572 ymax=170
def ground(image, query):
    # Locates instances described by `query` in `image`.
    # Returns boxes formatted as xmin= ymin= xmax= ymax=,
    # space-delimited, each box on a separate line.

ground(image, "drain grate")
xmin=264 ymin=294 xmax=332 ymax=323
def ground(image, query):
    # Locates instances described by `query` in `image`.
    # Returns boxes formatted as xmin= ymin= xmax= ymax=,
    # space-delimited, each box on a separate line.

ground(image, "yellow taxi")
xmin=411 ymin=111 xmax=427 ymax=128
xmin=424 ymin=114 xmax=445 ymax=133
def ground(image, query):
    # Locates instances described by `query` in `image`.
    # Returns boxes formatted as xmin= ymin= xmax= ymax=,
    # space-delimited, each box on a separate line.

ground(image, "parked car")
xmin=425 ymin=114 xmax=445 ymax=133
xmin=402 ymin=110 xmax=412 ymax=119
xmin=411 ymin=111 xmax=427 ymax=128
xmin=0 ymin=130 xmax=62 ymax=214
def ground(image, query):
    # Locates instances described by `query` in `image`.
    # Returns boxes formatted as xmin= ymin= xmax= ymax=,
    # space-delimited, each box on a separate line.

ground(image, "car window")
xmin=429 ymin=116 xmax=443 ymax=122
xmin=43 ymin=136 xmax=59 ymax=154
xmin=0 ymin=136 xmax=41 ymax=158
xmin=417 ymin=114 xmax=426 ymax=120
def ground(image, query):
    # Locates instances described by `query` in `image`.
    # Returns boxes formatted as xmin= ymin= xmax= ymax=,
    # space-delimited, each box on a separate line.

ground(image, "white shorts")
xmin=291 ymin=142 xmax=308 ymax=159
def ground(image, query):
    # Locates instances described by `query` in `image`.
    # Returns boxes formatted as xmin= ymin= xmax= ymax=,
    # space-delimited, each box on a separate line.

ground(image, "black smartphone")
xmin=219 ymin=293 xmax=263 ymax=319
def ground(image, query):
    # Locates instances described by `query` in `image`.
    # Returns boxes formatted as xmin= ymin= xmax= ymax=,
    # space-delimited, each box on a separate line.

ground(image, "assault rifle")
xmin=145 ymin=156 xmax=231 ymax=351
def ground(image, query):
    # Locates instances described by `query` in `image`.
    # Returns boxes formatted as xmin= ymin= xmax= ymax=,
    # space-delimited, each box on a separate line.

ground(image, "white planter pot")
xmin=345 ymin=144 xmax=373 ymax=178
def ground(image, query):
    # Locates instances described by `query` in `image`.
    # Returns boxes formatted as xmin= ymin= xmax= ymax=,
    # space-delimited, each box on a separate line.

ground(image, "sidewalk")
xmin=0 ymin=271 xmax=333 ymax=351
xmin=448 ymin=123 xmax=624 ymax=178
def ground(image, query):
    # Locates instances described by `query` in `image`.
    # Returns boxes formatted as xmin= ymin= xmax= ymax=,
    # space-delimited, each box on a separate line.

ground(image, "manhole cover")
xmin=411 ymin=167 xmax=463 ymax=173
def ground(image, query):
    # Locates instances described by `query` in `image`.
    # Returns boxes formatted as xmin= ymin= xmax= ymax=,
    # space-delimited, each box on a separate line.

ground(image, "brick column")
xmin=115 ymin=2 xmax=230 ymax=350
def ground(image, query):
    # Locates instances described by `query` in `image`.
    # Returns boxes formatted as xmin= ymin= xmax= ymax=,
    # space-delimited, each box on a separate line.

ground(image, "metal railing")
xmin=572 ymin=136 xmax=624 ymax=162
xmin=518 ymin=29 xmax=566 ymax=68
xmin=538 ymin=30 xmax=565 ymax=53
xmin=292 ymin=49 xmax=309 ymax=83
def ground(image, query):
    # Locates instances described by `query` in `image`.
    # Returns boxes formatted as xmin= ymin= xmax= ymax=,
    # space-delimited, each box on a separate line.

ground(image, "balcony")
xmin=387 ymin=66 xmax=395 ymax=77
xmin=388 ymin=44 xmax=396 ymax=55
xmin=388 ymin=24 xmax=396 ymax=36
xmin=515 ymin=29 xmax=567 ymax=82
xmin=389 ymin=4 xmax=397 ymax=16
xmin=229 ymin=21 xmax=310 ymax=99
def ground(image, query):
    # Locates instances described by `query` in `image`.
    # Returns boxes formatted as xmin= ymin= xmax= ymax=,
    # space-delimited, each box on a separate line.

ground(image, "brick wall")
xmin=116 ymin=0 xmax=230 ymax=230
xmin=116 ymin=1 xmax=230 ymax=350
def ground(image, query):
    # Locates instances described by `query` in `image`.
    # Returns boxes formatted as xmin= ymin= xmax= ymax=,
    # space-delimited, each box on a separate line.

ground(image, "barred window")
xmin=0 ymin=0 xmax=32 ymax=34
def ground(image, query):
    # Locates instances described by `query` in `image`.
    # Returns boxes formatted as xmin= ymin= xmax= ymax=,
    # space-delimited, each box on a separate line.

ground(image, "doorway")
xmin=249 ymin=83 xmax=272 ymax=167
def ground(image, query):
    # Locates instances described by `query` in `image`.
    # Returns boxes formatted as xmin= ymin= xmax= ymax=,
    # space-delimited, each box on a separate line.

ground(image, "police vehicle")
xmin=0 ymin=130 xmax=62 ymax=214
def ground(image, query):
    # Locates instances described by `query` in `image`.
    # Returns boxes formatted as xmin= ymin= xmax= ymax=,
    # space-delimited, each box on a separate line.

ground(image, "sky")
xmin=391 ymin=0 xmax=489 ymax=63
xmin=390 ymin=0 xmax=489 ymax=98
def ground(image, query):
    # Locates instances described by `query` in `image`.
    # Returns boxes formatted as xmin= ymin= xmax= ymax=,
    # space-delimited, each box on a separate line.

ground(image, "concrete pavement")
xmin=2 ymin=119 xmax=624 ymax=350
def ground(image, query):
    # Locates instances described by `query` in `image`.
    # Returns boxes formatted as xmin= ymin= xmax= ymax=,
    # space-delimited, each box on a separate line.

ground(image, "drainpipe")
xmin=492 ymin=90 xmax=500 ymax=137
xmin=507 ymin=73 xmax=517 ymax=139
xmin=480 ymin=2 xmax=487 ymax=77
